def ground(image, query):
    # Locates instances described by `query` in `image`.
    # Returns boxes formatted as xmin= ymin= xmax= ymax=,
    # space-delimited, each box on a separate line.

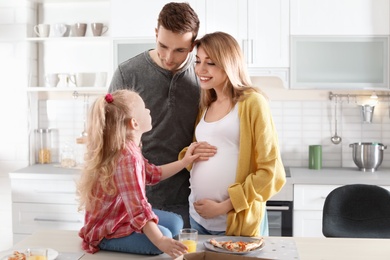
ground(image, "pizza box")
xmin=175 ymin=251 xmax=269 ymax=260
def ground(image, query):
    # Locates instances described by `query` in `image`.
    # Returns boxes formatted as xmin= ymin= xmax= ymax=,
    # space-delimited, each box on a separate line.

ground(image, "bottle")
xmin=35 ymin=129 xmax=52 ymax=164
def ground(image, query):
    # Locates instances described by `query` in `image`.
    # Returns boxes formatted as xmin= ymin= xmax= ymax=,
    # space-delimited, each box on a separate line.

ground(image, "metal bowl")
xmin=349 ymin=142 xmax=387 ymax=172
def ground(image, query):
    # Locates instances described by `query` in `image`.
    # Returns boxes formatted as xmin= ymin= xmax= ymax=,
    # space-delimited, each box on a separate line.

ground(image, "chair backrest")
xmin=322 ymin=184 xmax=390 ymax=238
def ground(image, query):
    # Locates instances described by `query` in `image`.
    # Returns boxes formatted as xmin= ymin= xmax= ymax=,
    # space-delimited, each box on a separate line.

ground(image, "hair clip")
xmin=105 ymin=93 xmax=114 ymax=103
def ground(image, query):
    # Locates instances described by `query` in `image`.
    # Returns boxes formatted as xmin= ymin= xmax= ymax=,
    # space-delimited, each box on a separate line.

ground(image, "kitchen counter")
xmin=289 ymin=167 xmax=390 ymax=185
xmin=1 ymin=230 xmax=390 ymax=260
xmin=9 ymin=164 xmax=80 ymax=179
xmin=10 ymin=165 xmax=390 ymax=202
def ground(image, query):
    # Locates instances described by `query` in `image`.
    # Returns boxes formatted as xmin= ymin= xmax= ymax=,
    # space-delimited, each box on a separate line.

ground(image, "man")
xmin=108 ymin=2 xmax=215 ymax=227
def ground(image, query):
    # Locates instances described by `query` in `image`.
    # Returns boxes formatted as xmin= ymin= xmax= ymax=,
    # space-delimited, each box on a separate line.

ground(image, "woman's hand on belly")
xmin=193 ymin=142 xmax=217 ymax=162
xmin=193 ymin=198 xmax=233 ymax=219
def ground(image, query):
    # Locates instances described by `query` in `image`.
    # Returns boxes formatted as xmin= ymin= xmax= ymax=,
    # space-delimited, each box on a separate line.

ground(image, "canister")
xmin=35 ymin=128 xmax=52 ymax=164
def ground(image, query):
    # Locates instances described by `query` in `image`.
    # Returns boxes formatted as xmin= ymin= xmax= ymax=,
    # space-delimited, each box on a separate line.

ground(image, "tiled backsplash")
xmin=39 ymin=97 xmax=390 ymax=169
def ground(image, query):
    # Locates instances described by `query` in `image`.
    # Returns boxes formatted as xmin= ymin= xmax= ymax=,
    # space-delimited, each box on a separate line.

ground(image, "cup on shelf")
xmin=44 ymin=73 xmax=59 ymax=88
xmin=34 ymin=24 xmax=50 ymax=38
xmin=57 ymin=73 xmax=76 ymax=88
xmin=72 ymin=23 xmax=87 ymax=37
xmin=51 ymin=23 xmax=67 ymax=37
xmin=74 ymin=73 xmax=95 ymax=87
xmin=94 ymin=72 xmax=107 ymax=87
xmin=91 ymin=23 xmax=108 ymax=36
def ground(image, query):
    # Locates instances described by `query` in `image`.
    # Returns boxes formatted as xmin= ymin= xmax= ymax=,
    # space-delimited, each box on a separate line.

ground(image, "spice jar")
xmin=35 ymin=129 xmax=52 ymax=164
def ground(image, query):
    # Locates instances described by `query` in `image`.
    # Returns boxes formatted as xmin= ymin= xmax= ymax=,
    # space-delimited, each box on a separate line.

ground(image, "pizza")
xmin=7 ymin=251 xmax=26 ymax=260
xmin=209 ymin=237 xmax=264 ymax=253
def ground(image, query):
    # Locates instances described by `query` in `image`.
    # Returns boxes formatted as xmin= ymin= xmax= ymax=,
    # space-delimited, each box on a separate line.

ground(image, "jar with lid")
xmin=35 ymin=129 xmax=52 ymax=164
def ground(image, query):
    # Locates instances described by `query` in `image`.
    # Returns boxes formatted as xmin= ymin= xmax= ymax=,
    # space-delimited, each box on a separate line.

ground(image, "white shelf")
xmin=26 ymin=37 xmax=111 ymax=42
xmin=27 ymin=87 xmax=106 ymax=92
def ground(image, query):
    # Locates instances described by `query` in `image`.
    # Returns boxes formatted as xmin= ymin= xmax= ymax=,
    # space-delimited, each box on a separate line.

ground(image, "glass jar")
xmin=60 ymin=143 xmax=76 ymax=168
xmin=35 ymin=129 xmax=52 ymax=164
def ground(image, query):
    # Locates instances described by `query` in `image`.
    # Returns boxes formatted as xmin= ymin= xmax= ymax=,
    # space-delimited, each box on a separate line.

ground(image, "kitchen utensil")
xmin=81 ymin=95 xmax=89 ymax=137
xmin=331 ymin=97 xmax=342 ymax=144
xmin=349 ymin=142 xmax=387 ymax=172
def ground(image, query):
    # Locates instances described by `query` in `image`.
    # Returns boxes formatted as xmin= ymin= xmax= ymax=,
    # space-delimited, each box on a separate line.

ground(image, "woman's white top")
xmin=189 ymin=104 xmax=239 ymax=231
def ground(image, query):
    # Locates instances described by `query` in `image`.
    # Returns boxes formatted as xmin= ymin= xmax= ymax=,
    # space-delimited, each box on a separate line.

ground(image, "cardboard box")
xmin=175 ymin=251 xmax=269 ymax=260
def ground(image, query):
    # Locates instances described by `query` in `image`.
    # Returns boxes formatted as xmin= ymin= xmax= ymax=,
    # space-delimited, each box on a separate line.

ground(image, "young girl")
xmin=77 ymin=90 xmax=199 ymax=258
xmin=180 ymin=32 xmax=286 ymax=237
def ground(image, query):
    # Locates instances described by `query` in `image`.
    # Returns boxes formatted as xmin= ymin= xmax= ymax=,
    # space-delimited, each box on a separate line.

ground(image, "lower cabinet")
xmin=293 ymin=184 xmax=390 ymax=237
xmin=293 ymin=184 xmax=339 ymax=237
xmin=10 ymin=167 xmax=83 ymax=244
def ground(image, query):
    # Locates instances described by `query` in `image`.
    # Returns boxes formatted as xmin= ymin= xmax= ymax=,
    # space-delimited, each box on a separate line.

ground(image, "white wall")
xmin=0 ymin=0 xmax=32 ymax=250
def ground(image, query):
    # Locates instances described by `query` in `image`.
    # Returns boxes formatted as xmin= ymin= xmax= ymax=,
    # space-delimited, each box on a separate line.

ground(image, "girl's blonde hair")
xmin=195 ymin=31 xmax=260 ymax=109
xmin=77 ymin=89 xmax=139 ymax=211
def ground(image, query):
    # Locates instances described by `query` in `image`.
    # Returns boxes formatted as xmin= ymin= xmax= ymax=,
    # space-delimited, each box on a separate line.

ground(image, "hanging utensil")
xmin=331 ymin=96 xmax=342 ymax=145
xmin=81 ymin=94 xmax=88 ymax=137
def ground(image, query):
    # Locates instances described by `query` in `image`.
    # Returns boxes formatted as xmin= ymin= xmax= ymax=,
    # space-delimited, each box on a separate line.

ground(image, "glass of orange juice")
xmin=26 ymin=248 xmax=48 ymax=260
xmin=179 ymin=228 xmax=198 ymax=253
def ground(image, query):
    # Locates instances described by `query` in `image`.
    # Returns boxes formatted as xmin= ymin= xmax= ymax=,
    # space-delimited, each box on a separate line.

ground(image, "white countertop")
xmin=9 ymin=164 xmax=80 ymax=179
xmin=2 ymin=230 xmax=390 ymax=260
xmin=10 ymin=165 xmax=390 ymax=201
xmin=289 ymin=167 xmax=390 ymax=185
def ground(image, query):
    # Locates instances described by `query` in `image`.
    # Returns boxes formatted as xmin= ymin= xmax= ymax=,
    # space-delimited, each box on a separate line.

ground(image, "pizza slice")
xmin=209 ymin=237 xmax=264 ymax=253
xmin=7 ymin=251 xmax=26 ymax=260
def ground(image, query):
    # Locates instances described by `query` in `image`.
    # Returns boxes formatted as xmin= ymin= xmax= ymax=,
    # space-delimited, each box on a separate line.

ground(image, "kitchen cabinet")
xmin=9 ymin=165 xmax=82 ymax=244
xmin=293 ymin=184 xmax=390 ymax=237
xmin=290 ymin=0 xmax=390 ymax=35
xmin=111 ymin=0 xmax=206 ymax=38
xmin=205 ymin=0 xmax=289 ymax=69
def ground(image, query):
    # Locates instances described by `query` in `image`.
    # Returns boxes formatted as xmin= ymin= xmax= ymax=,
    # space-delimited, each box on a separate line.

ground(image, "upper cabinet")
xmin=111 ymin=0 xmax=206 ymax=38
xmin=111 ymin=0 xmax=289 ymax=82
xmin=291 ymin=0 xmax=390 ymax=35
xmin=205 ymin=0 xmax=289 ymax=68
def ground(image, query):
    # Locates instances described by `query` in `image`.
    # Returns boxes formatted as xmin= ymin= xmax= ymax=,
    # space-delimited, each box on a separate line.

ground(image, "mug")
xmin=74 ymin=73 xmax=95 ymax=87
xmin=309 ymin=145 xmax=322 ymax=170
xmin=91 ymin=23 xmax=108 ymax=36
xmin=94 ymin=72 xmax=107 ymax=87
xmin=44 ymin=73 xmax=59 ymax=88
xmin=72 ymin=23 xmax=87 ymax=37
xmin=57 ymin=74 xmax=76 ymax=88
xmin=51 ymin=23 xmax=67 ymax=37
xmin=34 ymin=24 xmax=50 ymax=37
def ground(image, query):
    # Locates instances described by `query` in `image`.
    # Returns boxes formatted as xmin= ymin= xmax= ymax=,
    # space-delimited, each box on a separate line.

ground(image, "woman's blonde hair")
xmin=195 ymin=31 xmax=260 ymax=109
xmin=77 ymin=89 xmax=139 ymax=211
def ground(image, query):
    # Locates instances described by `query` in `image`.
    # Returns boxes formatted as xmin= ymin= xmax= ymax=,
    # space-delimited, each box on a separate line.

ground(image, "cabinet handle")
xmin=242 ymin=39 xmax=254 ymax=64
xmin=249 ymin=39 xmax=253 ymax=64
xmin=266 ymin=206 xmax=290 ymax=211
xmin=34 ymin=218 xmax=82 ymax=223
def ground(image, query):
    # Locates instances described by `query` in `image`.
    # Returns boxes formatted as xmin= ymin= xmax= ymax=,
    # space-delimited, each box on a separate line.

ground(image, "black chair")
xmin=322 ymin=184 xmax=390 ymax=238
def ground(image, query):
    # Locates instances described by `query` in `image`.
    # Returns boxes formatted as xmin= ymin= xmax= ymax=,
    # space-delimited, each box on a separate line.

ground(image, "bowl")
xmin=349 ymin=142 xmax=387 ymax=172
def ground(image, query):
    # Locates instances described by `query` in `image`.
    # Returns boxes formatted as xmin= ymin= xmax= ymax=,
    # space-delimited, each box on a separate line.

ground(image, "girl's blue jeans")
xmin=98 ymin=209 xmax=183 ymax=255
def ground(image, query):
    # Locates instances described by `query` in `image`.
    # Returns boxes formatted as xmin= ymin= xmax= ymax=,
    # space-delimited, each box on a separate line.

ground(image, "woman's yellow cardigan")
xmin=180 ymin=91 xmax=286 ymax=236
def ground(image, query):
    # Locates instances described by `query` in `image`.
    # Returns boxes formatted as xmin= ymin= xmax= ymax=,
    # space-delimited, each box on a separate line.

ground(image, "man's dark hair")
xmin=157 ymin=2 xmax=200 ymax=41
